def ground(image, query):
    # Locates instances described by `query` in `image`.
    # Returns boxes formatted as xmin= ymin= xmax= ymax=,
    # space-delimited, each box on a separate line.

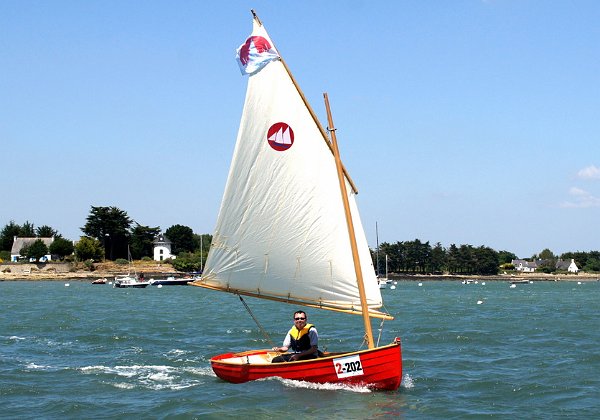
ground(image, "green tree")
xmin=498 ymin=250 xmax=517 ymax=265
xmin=378 ymin=242 xmax=398 ymax=272
xmin=0 ymin=221 xmax=22 ymax=251
xmin=582 ymin=252 xmax=600 ymax=272
xmin=538 ymin=248 xmax=556 ymax=261
xmin=535 ymin=248 xmax=557 ymax=273
xmin=81 ymin=206 xmax=132 ymax=260
xmin=36 ymin=225 xmax=59 ymax=238
xmin=74 ymin=236 xmax=104 ymax=261
xmin=49 ymin=237 xmax=74 ymax=260
xmin=446 ymin=244 xmax=460 ymax=273
xmin=172 ymin=251 xmax=204 ymax=272
xmin=165 ymin=224 xmax=196 ymax=255
xmin=130 ymin=224 xmax=161 ymax=260
xmin=24 ymin=239 xmax=49 ymax=261
xmin=193 ymin=233 xmax=212 ymax=271
xmin=430 ymin=242 xmax=446 ymax=273
xmin=457 ymin=245 xmax=475 ymax=273
xmin=20 ymin=221 xmax=35 ymax=237
xmin=473 ymin=246 xmax=499 ymax=275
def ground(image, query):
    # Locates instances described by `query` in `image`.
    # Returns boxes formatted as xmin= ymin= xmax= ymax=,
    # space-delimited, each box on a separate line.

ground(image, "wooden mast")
xmin=323 ymin=92 xmax=375 ymax=350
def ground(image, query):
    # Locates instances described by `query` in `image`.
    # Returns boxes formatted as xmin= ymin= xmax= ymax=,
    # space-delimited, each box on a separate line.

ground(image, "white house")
xmin=153 ymin=234 xmax=176 ymax=261
xmin=511 ymin=259 xmax=538 ymax=273
xmin=556 ymin=258 xmax=579 ymax=273
xmin=11 ymin=236 xmax=54 ymax=262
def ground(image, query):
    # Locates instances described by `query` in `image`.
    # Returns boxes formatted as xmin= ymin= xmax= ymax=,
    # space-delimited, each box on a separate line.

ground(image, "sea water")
xmin=1 ymin=280 xmax=599 ymax=419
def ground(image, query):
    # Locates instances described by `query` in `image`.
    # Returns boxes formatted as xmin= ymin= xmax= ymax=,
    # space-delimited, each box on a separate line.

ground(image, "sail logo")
xmin=267 ymin=122 xmax=294 ymax=151
xmin=236 ymin=35 xmax=279 ymax=75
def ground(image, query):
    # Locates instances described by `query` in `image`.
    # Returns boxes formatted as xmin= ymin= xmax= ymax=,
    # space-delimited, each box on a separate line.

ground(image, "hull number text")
xmin=333 ymin=354 xmax=364 ymax=378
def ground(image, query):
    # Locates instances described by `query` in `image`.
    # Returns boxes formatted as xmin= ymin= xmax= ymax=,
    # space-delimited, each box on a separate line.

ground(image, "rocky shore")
xmin=0 ymin=261 xmax=180 ymax=281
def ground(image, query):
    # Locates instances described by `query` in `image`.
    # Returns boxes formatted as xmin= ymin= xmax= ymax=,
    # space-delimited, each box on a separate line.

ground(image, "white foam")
xmin=8 ymin=335 xmax=26 ymax=341
xmin=81 ymin=364 xmax=209 ymax=390
xmin=401 ymin=373 xmax=414 ymax=389
xmin=26 ymin=362 xmax=51 ymax=370
xmin=183 ymin=366 xmax=215 ymax=377
xmin=113 ymin=382 xmax=135 ymax=389
xmin=276 ymin=377 xmax=372 ymax=393
xmin=166 ymin=349 xmax=188 ymax=357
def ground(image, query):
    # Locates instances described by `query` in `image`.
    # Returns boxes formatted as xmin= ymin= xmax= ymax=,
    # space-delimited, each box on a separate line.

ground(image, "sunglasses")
xmin=294 ymin=317 xmax=306 ymax=321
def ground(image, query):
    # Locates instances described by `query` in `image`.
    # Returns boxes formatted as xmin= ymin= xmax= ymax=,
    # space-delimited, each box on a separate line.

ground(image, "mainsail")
xmin=196 ymin=19 xmax=388 ymax=319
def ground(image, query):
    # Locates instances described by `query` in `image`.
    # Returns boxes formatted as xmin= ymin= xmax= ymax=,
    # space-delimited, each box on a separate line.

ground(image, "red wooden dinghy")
xmin=211 ymin=340 xmax=402 ymax=391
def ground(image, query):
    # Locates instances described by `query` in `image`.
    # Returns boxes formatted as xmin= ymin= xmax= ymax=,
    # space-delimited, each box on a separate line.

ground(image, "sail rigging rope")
xmin=375 ymin=303 xmax=389 ymax=347
xmin=237 ymin=294 xmax=276 ymax=348
xmin=376 ymin=317 xmax=385 ymax=347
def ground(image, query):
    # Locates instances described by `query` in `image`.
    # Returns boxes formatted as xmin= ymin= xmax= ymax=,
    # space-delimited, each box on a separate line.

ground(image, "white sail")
xmin=198 ymin=21 xmax=384 ymax=317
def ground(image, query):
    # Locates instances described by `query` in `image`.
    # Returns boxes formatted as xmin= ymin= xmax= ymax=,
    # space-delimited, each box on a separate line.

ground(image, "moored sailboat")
xmin=113 ymin=247 xmax=150 ymax=288
xmin=190 ymin=11 xmax=402 ymax=390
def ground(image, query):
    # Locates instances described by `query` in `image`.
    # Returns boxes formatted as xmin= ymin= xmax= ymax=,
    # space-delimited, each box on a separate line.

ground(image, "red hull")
xmin=210 ymin=339 xmax=402 ymax=391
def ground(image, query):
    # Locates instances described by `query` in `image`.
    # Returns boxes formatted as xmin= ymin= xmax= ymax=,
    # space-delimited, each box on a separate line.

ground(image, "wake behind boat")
xmin=189 ymin=11 xmax=401 ymax=390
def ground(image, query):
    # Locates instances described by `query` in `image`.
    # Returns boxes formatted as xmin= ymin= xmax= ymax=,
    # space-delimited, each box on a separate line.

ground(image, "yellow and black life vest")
xmin=288 ymin=323 xmax=315 ymax=353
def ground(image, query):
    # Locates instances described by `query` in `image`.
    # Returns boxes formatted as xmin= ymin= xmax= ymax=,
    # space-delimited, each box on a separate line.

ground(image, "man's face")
xmin=294 ymin=312 xmax=307 ymax=328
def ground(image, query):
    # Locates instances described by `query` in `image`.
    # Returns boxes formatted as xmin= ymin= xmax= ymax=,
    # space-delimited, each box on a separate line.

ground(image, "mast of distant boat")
xmin=323 ymin=92 xmax=375 ymax=350
xmin=376 ymin=222 xmax=381 ymax=278
xmin=200 ymin=234 xmax=203 ymax=272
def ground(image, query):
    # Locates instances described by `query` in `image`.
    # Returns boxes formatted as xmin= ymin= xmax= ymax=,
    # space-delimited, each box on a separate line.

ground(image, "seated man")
xmin=271 ymin=310 xmax=319 ymax=363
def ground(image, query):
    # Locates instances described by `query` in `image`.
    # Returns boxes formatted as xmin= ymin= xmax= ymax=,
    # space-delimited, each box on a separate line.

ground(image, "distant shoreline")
xmin=1 ymin=262 xmax=598 ymax=282
xmin=0 ymin=261 xmax=179 ymax=281
xmin=388 ymin=273 xmax=600 ymax=282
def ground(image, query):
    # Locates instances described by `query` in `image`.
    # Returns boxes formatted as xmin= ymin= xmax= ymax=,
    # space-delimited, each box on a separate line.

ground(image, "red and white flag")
xmin=236 ymin=23 xmax=279 ymax=75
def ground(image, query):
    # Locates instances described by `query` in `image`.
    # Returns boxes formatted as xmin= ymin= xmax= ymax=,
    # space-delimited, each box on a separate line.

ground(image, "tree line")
xmin=0 ymin=206 xmax=211 ymax=272
xmin=372 ymin=240 xmax=600 ymax=275
xmin=373 ymin=240 xmax=509 ymax=275
xmin=4 ymin=208 xmax=600 ymax=275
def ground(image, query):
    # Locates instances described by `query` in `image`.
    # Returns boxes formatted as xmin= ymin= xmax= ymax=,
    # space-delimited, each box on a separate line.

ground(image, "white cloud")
xmin=576 ymin=165 xmax=600 ymax=180
xmin=560 ymin=187 xmax=600 ymax=208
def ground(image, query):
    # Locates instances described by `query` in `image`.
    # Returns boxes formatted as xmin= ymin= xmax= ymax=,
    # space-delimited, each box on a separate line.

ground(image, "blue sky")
xmin=2 ymin=1 xmax=599 ymax=259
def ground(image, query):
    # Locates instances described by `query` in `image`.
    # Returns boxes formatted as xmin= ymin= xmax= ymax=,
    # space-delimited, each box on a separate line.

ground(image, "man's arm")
xmin=272 ymin=333 xmax=291 ymax=352
xmin=289 ymin=345 xmax=317 ymax=361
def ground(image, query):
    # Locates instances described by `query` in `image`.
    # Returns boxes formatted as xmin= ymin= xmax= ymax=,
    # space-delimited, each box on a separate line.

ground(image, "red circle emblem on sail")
xmin=239 ymin=36 xmax=273 ymax=66
xmin=267 ymin=122 xmax=294 ymax=151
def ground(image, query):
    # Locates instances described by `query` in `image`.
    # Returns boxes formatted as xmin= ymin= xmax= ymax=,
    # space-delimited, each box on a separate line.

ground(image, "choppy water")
xmin=1 ymin=279 xmax=599 ymax=419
